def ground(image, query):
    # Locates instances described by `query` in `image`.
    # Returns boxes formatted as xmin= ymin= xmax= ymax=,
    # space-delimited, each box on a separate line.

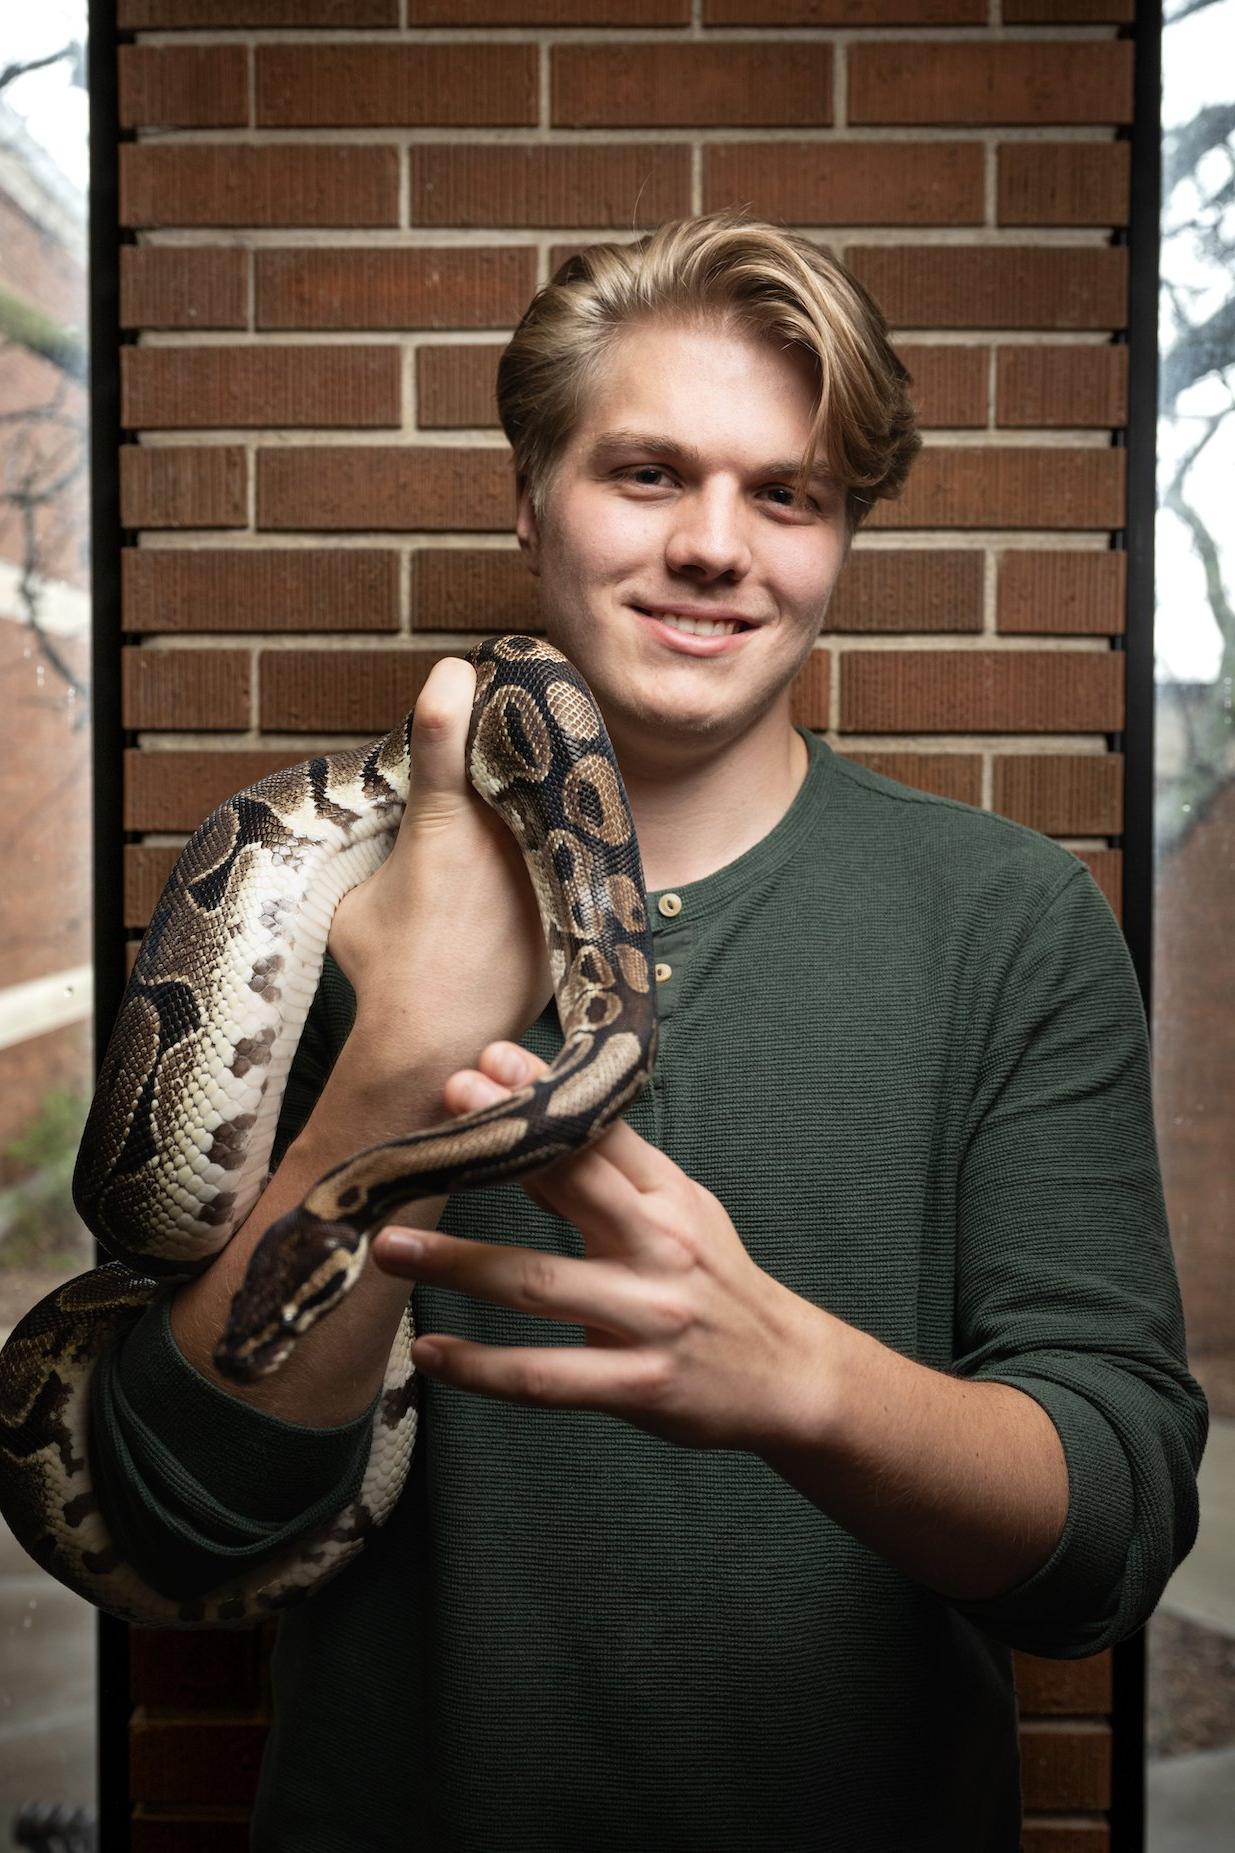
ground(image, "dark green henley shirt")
xmin=91 ymin=726 xmax=1208 ymax=1852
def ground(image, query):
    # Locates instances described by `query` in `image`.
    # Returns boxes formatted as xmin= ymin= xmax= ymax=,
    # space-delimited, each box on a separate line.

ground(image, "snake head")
xmin=213 ymin=1205 xmax=367 ymax=1383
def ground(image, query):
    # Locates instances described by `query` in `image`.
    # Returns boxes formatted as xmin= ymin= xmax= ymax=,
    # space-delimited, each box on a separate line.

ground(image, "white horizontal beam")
xmin=0 ymin=965 xmax=93 ymax=1054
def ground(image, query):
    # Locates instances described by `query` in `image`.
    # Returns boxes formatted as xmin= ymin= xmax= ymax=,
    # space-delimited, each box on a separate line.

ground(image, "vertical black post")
xmin=1109 ymin=0 xmax=1163 ymax=1847
xmin=86 ymin=1 xmax=130 ymax=1847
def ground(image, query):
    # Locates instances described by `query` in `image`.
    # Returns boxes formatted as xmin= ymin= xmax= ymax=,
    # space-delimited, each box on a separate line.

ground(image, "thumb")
xmin=407 ymin=656 xmax=478 ymax=825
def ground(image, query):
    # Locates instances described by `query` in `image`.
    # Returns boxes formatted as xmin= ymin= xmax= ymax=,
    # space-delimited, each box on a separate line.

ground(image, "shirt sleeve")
xmin=87 ymin=954 xmax=375 ymax=1604
xmin=946 ymin=862 xmax=1209 ymax=1659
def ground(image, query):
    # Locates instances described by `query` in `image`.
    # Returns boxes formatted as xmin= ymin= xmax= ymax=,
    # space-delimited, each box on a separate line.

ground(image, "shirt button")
xmin=655 ymin=961 xmax=672 ymax=983
xmin=658 ymin=893 xmax=683 ymax=918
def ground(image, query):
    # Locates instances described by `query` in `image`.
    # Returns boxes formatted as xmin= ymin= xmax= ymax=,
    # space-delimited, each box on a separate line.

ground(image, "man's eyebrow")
xmin=587 ymin=429 xmax=835 ymax=487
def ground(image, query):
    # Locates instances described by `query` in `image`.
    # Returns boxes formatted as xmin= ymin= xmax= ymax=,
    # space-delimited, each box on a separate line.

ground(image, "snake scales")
xmin=0 ymin=636 xmax=658 ymax=1626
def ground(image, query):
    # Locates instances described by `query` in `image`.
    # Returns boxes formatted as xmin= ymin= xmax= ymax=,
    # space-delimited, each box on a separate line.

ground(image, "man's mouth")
xmin=632 ymin=607 xmax=752 ymax=639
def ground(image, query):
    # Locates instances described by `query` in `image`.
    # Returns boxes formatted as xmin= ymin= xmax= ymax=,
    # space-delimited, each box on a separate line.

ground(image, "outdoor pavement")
xmin=0 ymin=1398 xmax=1229 ymax=1847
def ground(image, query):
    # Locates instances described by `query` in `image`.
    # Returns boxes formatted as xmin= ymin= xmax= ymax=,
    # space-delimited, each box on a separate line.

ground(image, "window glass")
xmin=0 ymin=5 xmax=95 ymax=1839
xmin=1148 ymin=1 xmax=1235 ymax=1842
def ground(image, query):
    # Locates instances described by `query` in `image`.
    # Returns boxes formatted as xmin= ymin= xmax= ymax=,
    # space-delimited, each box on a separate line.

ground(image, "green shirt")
xmin=92 ymin=727 xmax=1207 ymax=1852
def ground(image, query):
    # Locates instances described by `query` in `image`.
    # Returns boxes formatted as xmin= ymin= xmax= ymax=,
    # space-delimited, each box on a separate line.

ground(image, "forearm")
xmin=168 ymin=1013 xmax=465 ymax=1427
xmin=758 ymin=1301 xmax=1069 ymax=1602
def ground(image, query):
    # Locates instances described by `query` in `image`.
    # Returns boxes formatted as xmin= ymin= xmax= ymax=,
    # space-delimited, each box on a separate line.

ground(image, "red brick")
xmin=130 ymin=1817 xmax=252 ymax=1853
xmin=124 ymin=846 xmax=183 ymax=929
xmin=129 ymin=1625 xmax=267 ymax=1709
xmin=124 ymin=749 xmax=310 ymax=832
xmin=118 ymin=45 xmax=248 ymax=129
xmin=412 ymin=548 xmax=540 ymax=632
xmin=122 ymin=647 xmax=252 ymax=731
xmin=417 ymin=344 xmax=503 ymax=427
xmin=120 ymin=248 xmax=248 ymax=331
xmin=900 ymin=345 xmax=987 ymax=427
xmin=867 ymin=447 xmax=1125 ymax=531
xmin=997 ymin=345 xmax=1127 ymax=428
xmin=1019 ymin=1720 xmax=1111 ymax=1812
xmin=840 ymin=648 xmax=1123 ymax=734
xmin=991 ymin=753 xmax=1124 ymax=835
xmin=123 ymin=549 xmax=401 ymax=634
xmin=122 ymin=346 xmax=402 ymax=431
xmin=837 ymin=751 xmax=982 ymax=806
xmin=256 ymin=247 xmax=535 ymax=331
xmin=1020 ymin=1825 xmax=1109 ymax=1853
xmin=552 ymin=42 xmax=831 ymax=127
xmin=849 ymin=42 xmax=1133 ymax=126
xmin=1014 ymin=1650 xmax=1113 ymax=1716
xmin=1004 ymin=0 xmax=1131 ymax=18
xmin=411 ymin=0 xmax=686 ymax=17
xmin=1078 ymin=843 xmax=1121 ymax=918
xmin=257 ymin=446 xmax=512 ymax=532
xmin=0 ymin=189 xmax=82 ymax=328
xmin=0 ymin=624 xmax=90 ymax=993
xmin=789 ymin=650 xmax=830 ymax=728
xmin=410 ymin=145 xmax=690 ymax=228
xmin=121 ymin=146 xmax=399 ymax=230
xmin=549 ymin=238 xmax=611 ymax=279
xmin=130 ymin=1712 xmax=267 ymax=1807
xmin=997 ymin=550 xmax=1126 ymax=636
xmin=830 ymin=549 xmax=984 ymax=632
xmin=260 ymin=648 xmax=442 ymax=731
xmin=120 ymin=447 xmax=247 ymax=530
xmin=256 ymin=43 xmax=536 ymax=128
xmin=998 ymin=141 xmax=1131 ymax=227
xmin=119 ymin=0 xmax=394 ymax=20
xmin=1154 ymin=776 xmax=1235 ymax=1352
xmin=705 ymin=143 xmax=982 ymax=226
xmin=704 ymin=0 xmax=982 ymax=16
xmin=848 ymin=246 xmax=1127 ymax=330
xmin=0 ymin=351 xmax=89 ymax=588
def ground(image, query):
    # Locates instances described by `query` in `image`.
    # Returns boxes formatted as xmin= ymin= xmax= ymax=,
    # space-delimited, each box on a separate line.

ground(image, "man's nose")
xmin=662 ymin=486 xmax=753 ymax=579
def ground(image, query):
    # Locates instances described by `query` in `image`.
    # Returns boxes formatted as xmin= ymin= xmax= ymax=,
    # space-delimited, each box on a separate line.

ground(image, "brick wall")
xmin=113 ymin=1 xmax=1139 ymax=1844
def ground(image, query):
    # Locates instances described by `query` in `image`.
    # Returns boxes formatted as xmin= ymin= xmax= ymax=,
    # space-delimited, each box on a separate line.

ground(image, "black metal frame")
xmin=87 ymin=2 xmax=130 ymax=1848
xmin=1108 ymin=0 xmax=1163 ymax=1848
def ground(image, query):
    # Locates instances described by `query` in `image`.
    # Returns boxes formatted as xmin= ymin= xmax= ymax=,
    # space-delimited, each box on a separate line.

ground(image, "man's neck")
xmin=617 ymin=722 xmax=810 ymax=895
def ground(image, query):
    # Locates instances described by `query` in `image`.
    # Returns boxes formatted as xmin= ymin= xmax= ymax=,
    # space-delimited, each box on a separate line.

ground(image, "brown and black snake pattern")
xmin=0 ymin=637 xmax=657 ymax=1625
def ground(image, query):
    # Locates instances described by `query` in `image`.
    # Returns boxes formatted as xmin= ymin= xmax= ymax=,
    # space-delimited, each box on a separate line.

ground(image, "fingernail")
xmin=381 ymin=1233 xmax=424 ymax=1263
xmin=492 ymin=1046 xmax=525 ymax=1085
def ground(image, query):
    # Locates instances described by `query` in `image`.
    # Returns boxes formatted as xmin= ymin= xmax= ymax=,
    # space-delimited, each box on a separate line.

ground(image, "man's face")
xmin=515 ymin=317 xmax=852 ymax=769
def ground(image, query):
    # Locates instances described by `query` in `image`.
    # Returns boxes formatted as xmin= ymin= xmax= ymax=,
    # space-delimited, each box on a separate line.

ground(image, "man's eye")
xmin=620 ymin=469 xmax=819 ymax=513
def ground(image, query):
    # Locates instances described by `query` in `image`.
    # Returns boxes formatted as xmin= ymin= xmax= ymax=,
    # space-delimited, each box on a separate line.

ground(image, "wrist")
xmin=757 ymin=1295 xmax=860 ymax=1465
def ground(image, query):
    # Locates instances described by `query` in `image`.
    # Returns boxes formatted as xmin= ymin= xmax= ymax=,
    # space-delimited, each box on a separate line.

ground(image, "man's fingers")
xmin=407 ymin=656 xmax=477 ymax=824
xmin=443 ymin=1039 xmax=675 ymax=1210
xmin=442 ymin=1042 xmax=546 ymax=1115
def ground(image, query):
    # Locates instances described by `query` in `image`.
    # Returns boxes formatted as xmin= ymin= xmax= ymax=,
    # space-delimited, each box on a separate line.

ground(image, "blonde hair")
xmin=496 ymin=208 xmax=921 ymax=541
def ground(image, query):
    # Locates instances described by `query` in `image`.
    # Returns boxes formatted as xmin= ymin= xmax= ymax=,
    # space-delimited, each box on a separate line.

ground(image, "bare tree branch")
xmin=1165 ymin=0 xmax=1227 ymax=24
xmin=0 ymin=46 xmax=81 ymax=94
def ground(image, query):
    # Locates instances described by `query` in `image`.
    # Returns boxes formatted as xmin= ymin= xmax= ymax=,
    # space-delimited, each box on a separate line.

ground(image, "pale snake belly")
xmin=0 ymin=635 xmax=657 ymax=1625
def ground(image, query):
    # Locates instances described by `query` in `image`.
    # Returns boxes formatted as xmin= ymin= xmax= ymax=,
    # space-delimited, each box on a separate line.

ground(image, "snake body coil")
xmin=0 ymin=636 xmax=657 ymax=1625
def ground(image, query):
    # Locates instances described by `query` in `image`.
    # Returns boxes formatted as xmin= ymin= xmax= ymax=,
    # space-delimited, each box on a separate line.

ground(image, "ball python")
xmin=0 ymin=635 xmax=658 ymax=1626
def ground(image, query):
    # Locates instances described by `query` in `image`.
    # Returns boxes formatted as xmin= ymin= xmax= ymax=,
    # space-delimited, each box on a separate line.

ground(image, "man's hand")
xmin=373 ymin=1039 xmax=1070 ymax=1603
xmin=328 ymin=657 xmax=553 ymax=1068
xmin=370 ymin=1041 xmax=813 ymax=1454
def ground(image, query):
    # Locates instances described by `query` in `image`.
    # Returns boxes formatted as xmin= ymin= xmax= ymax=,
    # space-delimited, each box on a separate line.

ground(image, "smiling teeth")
xmin=655 ymin=612 xmax=743 ymax=638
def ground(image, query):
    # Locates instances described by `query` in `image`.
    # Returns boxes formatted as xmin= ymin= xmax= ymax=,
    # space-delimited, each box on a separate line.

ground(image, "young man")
xmin=95 ymin=213 xmax=1206 ymax=1850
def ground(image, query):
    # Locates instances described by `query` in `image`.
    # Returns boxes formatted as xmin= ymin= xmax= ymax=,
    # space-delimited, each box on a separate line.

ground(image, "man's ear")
xmin=515 ymin=481 xmax=541 ymax=575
